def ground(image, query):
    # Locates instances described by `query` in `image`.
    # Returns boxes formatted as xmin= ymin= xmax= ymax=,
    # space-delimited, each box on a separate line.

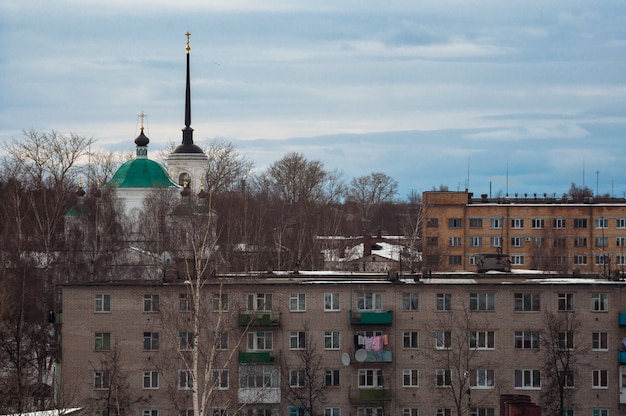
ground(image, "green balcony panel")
xmin=364 ymin=350 xmax=392 ymax=363
xmin=239 ymin=313 xmax=274 ymax=326
xmin=358 ymin=388 xmax=392 ymax=401
xmin=620 ymin=351 xmax=626 ymax=364
xmin=619 ymin=312 xmax=626 ymax=327
xmin=351 ymin=311 xmax=393 ymax=325
xmin=238 ymin=351 xmax=273 ymax=364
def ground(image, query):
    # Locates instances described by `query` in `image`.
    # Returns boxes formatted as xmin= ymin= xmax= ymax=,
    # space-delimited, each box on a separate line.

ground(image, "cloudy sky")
xmin=1 ymin=0 xmax=625 ymax=199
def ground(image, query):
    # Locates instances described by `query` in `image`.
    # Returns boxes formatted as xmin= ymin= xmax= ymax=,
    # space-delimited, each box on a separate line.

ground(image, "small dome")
xmin=135 ymin=130 xmax=150 ymax=147
xmin=172 ymin=142 xmax=205 ymax=154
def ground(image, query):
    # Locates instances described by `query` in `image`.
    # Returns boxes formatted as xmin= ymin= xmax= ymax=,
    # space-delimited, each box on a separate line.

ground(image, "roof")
xmin=102 ymin=158 xmax=179 ymax=189
xmin=1 ymin=409 xmax=82 ymax=416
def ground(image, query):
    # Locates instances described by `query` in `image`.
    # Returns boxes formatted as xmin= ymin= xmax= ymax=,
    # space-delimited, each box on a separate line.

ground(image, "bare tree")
xmin=346 ymin=172 xmax=398 ymax=222
xmin=541 ymin=311 xmax=582 ymax=416
xmin=203 ymin=139 xmax=253 ymax=195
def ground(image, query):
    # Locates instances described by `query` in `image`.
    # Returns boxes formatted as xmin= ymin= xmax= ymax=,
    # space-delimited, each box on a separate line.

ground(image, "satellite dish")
xmin=355 ymin=349 xmax=367 ymax=363
xmin=160 ymin=251 xmax=172 ymax=267
xmin=622 ymin=337 xmax=626 ymax=349
xmin=341 ymin=352 xmax=350 ymax=366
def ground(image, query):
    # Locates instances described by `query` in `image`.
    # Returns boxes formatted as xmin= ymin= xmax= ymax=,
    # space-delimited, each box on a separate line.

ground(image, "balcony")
xmin=239 ymin=311 xmax=280 ymax=327
xmin=363 ymin=350 xmax=392 ymax=363
xmin=350 ymin=310 xmax=393 ymax=326
xmin=619 ymin=351 xmax=626 ymax=364
xmin=238 ymin=351 xmax=280 ymax=364
xmin=350 ymin=388 xmax=392 ymax=402
xmin=238 ymin=387 xmax=281 ymax=404
xmin=619 ymin=312 xmax=626 ymax=327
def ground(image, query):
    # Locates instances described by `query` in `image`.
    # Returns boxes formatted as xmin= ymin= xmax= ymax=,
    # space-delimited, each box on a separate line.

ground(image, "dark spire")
xmin=172 ymin=32 xmax=204 ymax=154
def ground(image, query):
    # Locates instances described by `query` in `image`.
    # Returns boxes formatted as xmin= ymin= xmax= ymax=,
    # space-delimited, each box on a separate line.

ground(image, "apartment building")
xmin=422 ymin=191 xmax=626 ymax=274
xmin=60 ymin=271 xmax=626 ymax=415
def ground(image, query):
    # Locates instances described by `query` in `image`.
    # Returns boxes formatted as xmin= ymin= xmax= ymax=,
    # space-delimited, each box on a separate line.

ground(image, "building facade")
xmin=60 ymin=272 xmax=626 ymax=415
xmin=422 ymin=191 xmax=626 ymax=274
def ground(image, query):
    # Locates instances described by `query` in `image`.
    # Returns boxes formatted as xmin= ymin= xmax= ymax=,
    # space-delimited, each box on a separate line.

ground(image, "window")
xmin=533 ymin=237 xmax=544 ymax=247
xmin=510 ymin=237 xmax=523 ymax=248
xmin=553 ymin=237 xmax=566 ymax=247
xmin=248 ymin=331 xmax=273 ymax=350
xmin=357 ymin=408 xmax=383 ymax=416
xmin=559 ymin=370 xmax=575 ymax=388
xmin=470 ymin=409 xmax=494 ymax=416
xmin=143 ymin=294 xmax=159 ymax=312
xmin=595 ymin=218 xmax=608 ymax=229
xmin=179 ymin=332 xmax=195 ymax=350
xmin=143 ymin=371 xmax=159 ymax=389
xmin=448 ymin=255 xmax=462 ymax=265
xmin=403 ymin=331 xmax=419 ymax=349
xmin=358 ymin=369 xmax=383 ymax=388
xmin=214 ymin=331 xmax=228 ymax=350
xmin=514 ymin=331 xmax=539 ymax=349
xmin=490 ymin=218 xmax=502 ymax=229
xmin=470 ymin=218 xmax=483 ymax=228
xmin=511 ymin=218 xmax=524 ymax=229
xmin=143 ymin=410 xmax=158 ymax=416
xmin=617 ymin=218 xmax=626 ymax=228
xmin=573 ymin=255 xmax=587 ymax=265
xmin=426 ymin=237 xmax=438 ymax=246
xmin=574 ymin=218 xmax=587 ymax=228
xmin=357 ymin=292 xmax=382 ymax=311
xmin=325 ymin=408 xmax=340 ymax=416
xmin=94 ymin=370 xmax=109 ymax=389
xmin=210 ymin=409 xmax=227 ymax=416
xmin=592 ymin=332 xmax=608 ymax=351
xmin=595 ymin=237 xmax=608 ymax=248
xmin=403 ymin=409 xmax=418 ymax=416
xmin=247 ymin=293 xmax=273 ymax=311
xmin=514 ymin=293 xmax=540 ymax=312
xmin=427 ymin=218 xmax=439 ymax=228
xmin=591 ymin=293 xmax=608 ymax=312
xmin=143 ymin=332 xmax=159 ymax=351
xmin=290 ymin=331 xmax=306 ymax=350
xmin=210 ymin=369 xmax=229 ymax=390
xmin=489 ymin=237 xmax=501 ymax=248
xmin=448 ymin=218 xmax=462 ymax=228
xmin=617 ymin=255 xmax=626 ymax=266
xmin=514 ymin=369 xmax=540 ymax=389
xmin=212 ymin=293 xmax=228 ymax=311
xmin=324 ymin=293 xmax=340 ymax=311
xmin=402 ymin=293 xmax=418 ymax=310
xmin=595 ymin=254 xmax=609 ymax=265
xmin=325 ymin=369 xmax=340 ymax=386
xmin=436 ymin=369 xmax=451 ymax=387
xmin=179 ymin=293 xmax=191 ymax=312
xmin=436 ymin=331 xmax=451 ymax=349
xmin=531 ymin=219 xmax=544 ymax=229
xmin=94 ymin=294 xmax=110 ymax=312
xmin=511 ymin=255 xmax=524 ymax=265
xmin=436 ymin=293 xmax=451 ymax=311
xmin=469 ymin=293 xmax=495 ymax=311
xmin=470 ymin=369 xmax=494 ymax=388
xmin=289 ymin=369 xmax=306 ymax=388
xmin=448 ymin=237 xmax=462 ymax=246
xmin=558 ymin=332 xmax=574 ymax=350
xmin=592 ymin=410 xmax=609 ymax=416
xmin=617 ymin=237 xmax=626 ymax=246
xmin=558 ymin=293 xmax=574 ymax=311
xmin=290 ymin=293 xmax=306 ymax=312
xmin=574 ymin=237 xmax=587 ymax=247
xmin=553 ymin=218 xmax=566 ymax=229
xmin=470 ymin=331 xmax=495 ymax=350
xmin=436 ymin=410 xmax=451 ymax=416
xmin=240 ymin=365 xmax=279 ymax=388
xmin=592 ymin=370 xmax=608 ymax=388
xmin=402 ymin=369 xmax=419 ymax=387
xmin=178 ymin=369 xmax=193 ymax=390
xmin=470 ymin=237 xmax=482 ymax=247
xmin=94 ymin=332 xmax=111 ymax=351
xmin=324 ymin=331 xmax=340 ymax=350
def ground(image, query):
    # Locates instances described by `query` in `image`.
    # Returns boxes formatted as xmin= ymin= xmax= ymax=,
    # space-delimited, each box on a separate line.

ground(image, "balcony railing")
xmin=238 ymin=351 xmax=280 ymax=364
xmin=239 ymin=311 xmax=280 ymax=327
xmin=349 ymin=387 xmax=392 ymax=402
xmin=363 ymin=350 xmax=392 ymax=363
xmin=619 ymin=351 xmax=626 ymax=364
xmin=618 ymin=312 xmax=626 ymax=327
xmin=238 ymin=387 xmax=281 ymax=404
xmin=350 ymin=310 xmax=393 ymax=325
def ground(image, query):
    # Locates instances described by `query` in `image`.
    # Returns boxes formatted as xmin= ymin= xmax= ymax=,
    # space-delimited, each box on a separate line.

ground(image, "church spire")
xmin=182 ymin=31 xmax=193 ymax=146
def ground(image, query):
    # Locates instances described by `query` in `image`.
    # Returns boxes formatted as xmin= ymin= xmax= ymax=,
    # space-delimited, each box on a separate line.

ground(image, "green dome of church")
xmin=102 ymin=158 xmax=179 ymax=188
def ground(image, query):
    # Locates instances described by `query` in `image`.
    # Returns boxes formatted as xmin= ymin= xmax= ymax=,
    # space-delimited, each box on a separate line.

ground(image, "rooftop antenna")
xmin=466 ymin=156 xmax=470 ymax=191
xmin=506 ymin=160 xmax=509 ymax=197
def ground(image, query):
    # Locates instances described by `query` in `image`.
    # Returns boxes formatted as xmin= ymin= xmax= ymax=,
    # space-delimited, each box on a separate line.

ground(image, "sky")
xmin=1 ymin=0 xmax=625 ymax=200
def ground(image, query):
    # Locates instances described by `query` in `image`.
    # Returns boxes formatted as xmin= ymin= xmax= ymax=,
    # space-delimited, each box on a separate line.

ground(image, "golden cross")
xmin=185 ymin=31 xmax=191 ymax=53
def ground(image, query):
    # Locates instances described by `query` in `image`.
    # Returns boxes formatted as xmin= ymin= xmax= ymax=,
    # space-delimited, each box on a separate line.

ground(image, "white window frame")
xmin=511 ymin=218 xmax=524 ymax=229
xmin=470 ymin=236 xmax=482 ymax=247
xmin=143 ymin=371 xmax=159 ymax=390
xmin=471 ymin=369 xmax=494 ymax=388
xmin=94 ymin=370 xmax=109 ymax=389
xmin=592 ymin=332 xmax=608 ymax=351
xmin=178 ymin=369 xmax=193 ymax=390
xmin=558 ymin=293 xmax=574 ymax=311
xmin=94 ymin=294 xmax=111 ymax=313
xmin=143 ymin=294 xmax=159 ymax=313
xmin=143 ymin=332 xmax=159 ymax=351
xmin=324 ymin=293 xmax=340 ymax=311
xmin=210 ymin=368 xmax=229 ymax=390
xmin=358 ymin=369 xmax=383 ymax=388
xmin=573 ymin=255 xmax=587 ymax=265
xmin=435 ymin=331 xmax=451 ymax=349
xmin=490 ymin=236 xmax=502 ymax=248
xmin=356 ymin=292 xmax=382 ymax=311
xmin=531 ymin=218 xmax=544 ymax=229
xmin=514 ymin=331 xmax=539 ymax=349
xmin=553 ymin=218 xmax=566 ymax=229
xmin=94 ymin=332 xmax=111 ymax=351
xmin=325 ymin=408 xmax=341 ymax=416
xmin=510 ymin=237 xmax=523 ymax=247
xmin=325 ymin=369 xmax=340 ymax=386
xmin=595 ymin=218 xmax=608 ymax=229
xmin=403 ymin=331 xmax=418 ymax=349
xmin=290 ymin=293 xmax=306 ymax=312
xmin=514 ymin=293 xmax=540 ymax=312
xmin=448 ymin=237 xmax=462 ymax=246
xmin=469 ymin=331 xmax=495 ymax=350
xmin=436 ymin=369 xmax=451 ymax=387
xmin=247 ymin=293 xmax=273 ymax=311
xmin=289 ymin=369 xmax=306 ymax=388
xmin=290 ymin=331 xmax=306 ymax=350
xmin=592 ymin=369 xmax=608 ymax=389
xmin=617 ymin=218 xmax=626 ymax=228
xmin=402 ymin=369 xmax=419 ymax=387
xmin=247 ymin=331 xmax=273 ymax=351
xmin=324 ymin=331 xmax=340 ymax=350
xmin=179 ymin=331 xmax=195 ymax=351
xmin=490 ymin=218 xmax=502 ymax=229
xmin=514 ymin=369 xmax=540 ymax=390
xmin=591 ymin=293 xmax=608 ymax=312
xmin=436 ymin=293 xmax=451 ymax=311
xmin=511 ymin=255 xmax=524 ymax=265
xmin=402 ymin=293 xmax=419 ymax=311
xmin=469 ymin=293 xmax=495 ymax=311
xmin=142 ymin=410 xmax=158 ymax=416
xmin=212 ymin=293 xmax=228 ymax=312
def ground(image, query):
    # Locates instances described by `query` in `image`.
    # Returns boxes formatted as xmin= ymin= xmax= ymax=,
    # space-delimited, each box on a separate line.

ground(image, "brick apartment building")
xmin=60 ymin=271 xmax=626 ymax=415
xmin=422 ymin=191 xmax=626 ymax=274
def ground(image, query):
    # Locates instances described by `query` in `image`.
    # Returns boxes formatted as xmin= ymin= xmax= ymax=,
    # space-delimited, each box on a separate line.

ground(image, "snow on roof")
xmin=1 ymin=409 xmax=82 ymax=416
